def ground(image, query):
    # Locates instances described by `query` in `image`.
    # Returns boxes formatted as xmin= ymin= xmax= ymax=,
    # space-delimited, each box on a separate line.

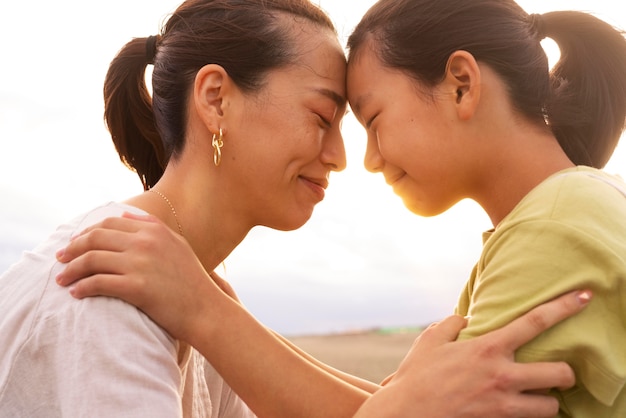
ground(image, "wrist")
xmin=179 ymin=270 xmax=224 ymax=346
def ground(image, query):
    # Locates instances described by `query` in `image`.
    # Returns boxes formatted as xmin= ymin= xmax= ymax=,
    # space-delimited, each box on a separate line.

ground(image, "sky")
xmin=1 ymin=0 xmax=625 ymax=335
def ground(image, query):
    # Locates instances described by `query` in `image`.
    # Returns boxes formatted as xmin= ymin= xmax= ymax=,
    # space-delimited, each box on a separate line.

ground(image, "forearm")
xmin=273 ymin=331 xmax=380 ymax=394
xmin=190 ymin=281 xmax=370 ymax=418
xmin=210 ymin=270 xmax=380 ymax=394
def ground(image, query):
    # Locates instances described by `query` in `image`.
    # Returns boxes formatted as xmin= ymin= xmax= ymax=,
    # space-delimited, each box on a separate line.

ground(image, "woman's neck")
xmin=124 ymin=183 xmax=250 ymax=274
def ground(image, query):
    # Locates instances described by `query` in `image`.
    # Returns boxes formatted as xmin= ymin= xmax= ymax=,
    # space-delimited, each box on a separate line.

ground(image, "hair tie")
xmin=146 ymin=35 xmax=159 ymax=64
xmin=528 ymin=13 xmax=546 ymax=40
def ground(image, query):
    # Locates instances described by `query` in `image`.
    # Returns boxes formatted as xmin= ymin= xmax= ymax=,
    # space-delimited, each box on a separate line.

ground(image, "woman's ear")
xmin=193 ymin=64 xmax=230 ymax=132
xmin=443 ymin=50 xmax=481 ymax=120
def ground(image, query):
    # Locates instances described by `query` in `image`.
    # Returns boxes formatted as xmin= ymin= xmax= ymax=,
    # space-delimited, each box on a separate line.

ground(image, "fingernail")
xmin=55 ymin=248 xmax=65 ymax=260
xmin=55 ymin=273 xmax=63 ymax=284
xmin=68 ymin=284 xmax=76 ymax=296
xmin=577 ymin=290 xmax=592 ymax=305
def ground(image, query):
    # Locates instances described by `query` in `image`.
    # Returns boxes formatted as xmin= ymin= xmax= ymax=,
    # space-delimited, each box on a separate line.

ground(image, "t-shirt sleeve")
xmin=457 ymin=219 xmax=626 ymax=406
xmin=0 ymin=203 xmax=186 ymax=417
xmin=24 ymin=296 xmax=184 ymax=417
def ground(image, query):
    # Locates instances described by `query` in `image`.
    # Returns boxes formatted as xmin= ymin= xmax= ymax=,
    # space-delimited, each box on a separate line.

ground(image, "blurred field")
xmin=288 ymin=328 xmax=423 ymax=384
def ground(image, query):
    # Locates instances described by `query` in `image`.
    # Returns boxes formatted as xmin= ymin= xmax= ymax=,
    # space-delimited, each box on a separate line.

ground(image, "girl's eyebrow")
xmin=349 ymin=93 xmax=371 ymax=123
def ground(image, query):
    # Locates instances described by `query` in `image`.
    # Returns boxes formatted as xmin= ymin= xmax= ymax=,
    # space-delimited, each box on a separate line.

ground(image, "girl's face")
xmin=224 ymin=26 xmax=347 ymax=231
xmin=347 ymin=45 xmax=472 ymax=217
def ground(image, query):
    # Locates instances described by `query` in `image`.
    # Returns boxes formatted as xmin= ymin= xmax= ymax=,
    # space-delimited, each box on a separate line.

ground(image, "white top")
xmin=0 ymin=202 xmax=256 ymax=418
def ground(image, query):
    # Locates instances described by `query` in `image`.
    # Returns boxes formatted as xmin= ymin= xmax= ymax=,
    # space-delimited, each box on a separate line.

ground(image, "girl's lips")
xmin=386 ymin=172 xmax=406 ymax=186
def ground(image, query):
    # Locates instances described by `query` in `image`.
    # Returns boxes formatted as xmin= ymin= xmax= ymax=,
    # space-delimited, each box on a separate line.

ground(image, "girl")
xmin=346 ymin=0 xmax=626 ymax=415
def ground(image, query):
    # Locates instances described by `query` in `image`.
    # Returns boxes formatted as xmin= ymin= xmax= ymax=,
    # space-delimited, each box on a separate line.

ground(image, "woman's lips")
xmin=300 ymin=176 xmax=328 ymax=201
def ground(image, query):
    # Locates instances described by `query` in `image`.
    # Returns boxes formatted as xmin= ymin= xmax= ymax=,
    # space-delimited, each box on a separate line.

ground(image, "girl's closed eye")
xmin=366 ymin=113 xmax=378 ymax=130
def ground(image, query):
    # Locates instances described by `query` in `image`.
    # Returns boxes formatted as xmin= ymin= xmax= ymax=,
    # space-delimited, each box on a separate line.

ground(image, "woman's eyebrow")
xmin=313 ymin=87 xmax=346 ymax=107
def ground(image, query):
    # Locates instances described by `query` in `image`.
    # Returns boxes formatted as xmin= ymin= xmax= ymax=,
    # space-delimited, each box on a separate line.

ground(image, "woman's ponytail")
xmin=103 ymin=36 xmax=167 ymax=190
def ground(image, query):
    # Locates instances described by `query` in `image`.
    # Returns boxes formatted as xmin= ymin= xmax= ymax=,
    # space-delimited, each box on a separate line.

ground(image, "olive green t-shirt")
xmin=455 ymin=166 xmax=626 ymax=417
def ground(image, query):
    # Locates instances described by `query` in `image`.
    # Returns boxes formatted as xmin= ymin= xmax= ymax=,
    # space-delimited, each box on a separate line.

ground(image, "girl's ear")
xmin=193 ymin=64 xmax=231 ymax=132
xmin=443 ymin=50 xmax=481 ymax=120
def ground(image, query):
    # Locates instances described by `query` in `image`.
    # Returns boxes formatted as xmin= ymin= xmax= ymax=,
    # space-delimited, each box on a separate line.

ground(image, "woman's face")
xmin=347 ymin=45 xmax=470 ymax=217
xmin=225 ymin=25 xmax=347 ymax=231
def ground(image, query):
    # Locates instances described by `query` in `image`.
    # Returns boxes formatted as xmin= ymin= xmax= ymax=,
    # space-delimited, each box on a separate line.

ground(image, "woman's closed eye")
xmin=316 ymin=113 xmax=332 ymax=128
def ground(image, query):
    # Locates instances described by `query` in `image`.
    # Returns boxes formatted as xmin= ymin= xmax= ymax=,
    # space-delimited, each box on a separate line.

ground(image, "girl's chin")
xmin=402 ymin=196 xmax=453 ymax=218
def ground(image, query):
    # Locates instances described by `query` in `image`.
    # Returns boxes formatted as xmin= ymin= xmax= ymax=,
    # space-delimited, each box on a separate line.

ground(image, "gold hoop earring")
xmin=212 ymin=128 xmax=224 ymax=166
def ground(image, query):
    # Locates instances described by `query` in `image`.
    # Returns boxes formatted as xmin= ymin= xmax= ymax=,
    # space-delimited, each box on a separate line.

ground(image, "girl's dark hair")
xmin=347 ymin=0 xmax=626 ymax=169
xmin=104 ymin=0 xmax=335 ymax=190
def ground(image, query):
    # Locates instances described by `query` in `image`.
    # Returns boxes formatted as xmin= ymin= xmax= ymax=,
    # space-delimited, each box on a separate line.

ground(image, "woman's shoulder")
xmin=0 ymin=201 xmax=173 ymax=375
xmin=70 ymin=201 xmax=147 ymax=238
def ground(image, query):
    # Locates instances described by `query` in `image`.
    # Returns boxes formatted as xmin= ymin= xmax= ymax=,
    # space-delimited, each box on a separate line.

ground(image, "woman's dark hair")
xmin=104 ymin=0 xmax=335 ymax=190
xmin=348 ymin=0 xmax=626 ymax=169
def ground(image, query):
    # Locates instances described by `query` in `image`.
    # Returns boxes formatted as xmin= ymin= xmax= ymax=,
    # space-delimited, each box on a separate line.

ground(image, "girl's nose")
xmin=364 ymin=133 xmax=383 ymax=173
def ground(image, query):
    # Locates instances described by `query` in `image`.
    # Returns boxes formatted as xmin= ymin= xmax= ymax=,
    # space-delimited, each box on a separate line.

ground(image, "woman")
xmin=49 ymin=1 xmax=596 ymax=418
xmin=0 ymin=0 xmax=351 ymax=416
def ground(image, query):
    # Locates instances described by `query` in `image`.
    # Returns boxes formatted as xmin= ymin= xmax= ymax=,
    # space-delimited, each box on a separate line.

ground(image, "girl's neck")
xmin=475 ymin=130 xmax=575 ymax=227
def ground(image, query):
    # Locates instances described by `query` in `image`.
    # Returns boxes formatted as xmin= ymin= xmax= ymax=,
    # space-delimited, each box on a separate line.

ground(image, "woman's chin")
xmin=265 ymin=211 xmax=313 ymax=232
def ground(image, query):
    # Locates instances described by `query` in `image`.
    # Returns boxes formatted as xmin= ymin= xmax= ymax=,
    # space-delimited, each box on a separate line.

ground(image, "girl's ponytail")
xmin=542 ymin=11 xmax=626 ymax=168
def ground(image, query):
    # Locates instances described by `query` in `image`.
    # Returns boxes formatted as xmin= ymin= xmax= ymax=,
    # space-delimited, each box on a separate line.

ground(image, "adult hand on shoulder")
xmin=55 ymin=212 xmax=224 ymax=344
xmin=355 ymin=290 xmax=591 ymax=418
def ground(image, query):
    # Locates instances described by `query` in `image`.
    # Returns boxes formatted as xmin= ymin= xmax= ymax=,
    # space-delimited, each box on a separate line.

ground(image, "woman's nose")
xmin=321 ymin=128 xmax=347 ymax=172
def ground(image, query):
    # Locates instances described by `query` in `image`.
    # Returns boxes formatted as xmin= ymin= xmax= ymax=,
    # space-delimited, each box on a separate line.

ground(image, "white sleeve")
xmin=0 ymin=203 xmax=186 ymax=418
xmin=24 ymin=296 xmax=184 ymax=418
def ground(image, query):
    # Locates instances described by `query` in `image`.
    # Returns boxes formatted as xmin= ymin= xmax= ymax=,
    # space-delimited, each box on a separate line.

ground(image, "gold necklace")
xmin=148 ymin=189 xmax=183 ymax=236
